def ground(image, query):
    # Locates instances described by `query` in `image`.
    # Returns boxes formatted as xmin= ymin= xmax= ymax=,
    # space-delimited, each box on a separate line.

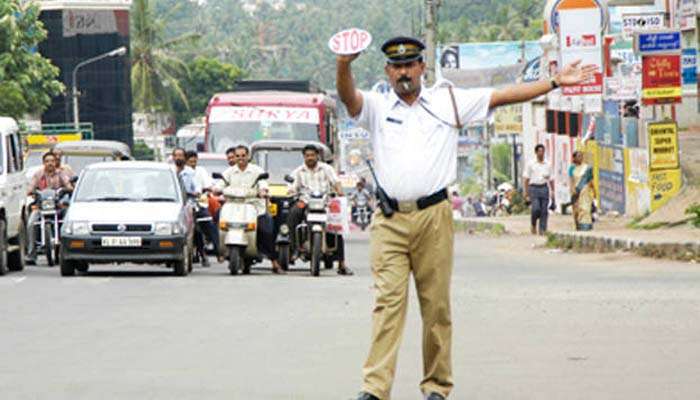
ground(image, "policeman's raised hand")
xmin=556 ymin=60 xmax=598 ymax=86
xmin=336 ymin=53 xmax=361 ymax=64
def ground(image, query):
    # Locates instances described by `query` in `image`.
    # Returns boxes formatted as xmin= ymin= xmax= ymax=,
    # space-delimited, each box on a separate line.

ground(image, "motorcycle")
xmin=30 ymin=188 xmax=69 ymax=266
xmin=294 ymin=190 xmax=339 ymax=277
xmin=192 ymin=193 xmax=215 ymax=266
xmin=216 ymin=172 xmax=269 ymax=275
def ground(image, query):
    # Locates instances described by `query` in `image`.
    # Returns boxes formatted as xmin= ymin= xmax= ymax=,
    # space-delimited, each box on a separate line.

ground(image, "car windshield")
xmin=197 ymin=158 xmax=228 ymax=175
xmin=74 ymin=168 xmax=179 ymax=202
xmin=208 ymin=121 xmax=319 ymax=153
xmin=252 ymin=149 xmax=303 ymax=183
xmin=63 ymin=154 xmax=114 ymax=175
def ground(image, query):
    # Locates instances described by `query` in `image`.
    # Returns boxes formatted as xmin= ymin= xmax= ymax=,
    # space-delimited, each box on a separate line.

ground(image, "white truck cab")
xmin=0 ymin=117 xmax=28 ymax=274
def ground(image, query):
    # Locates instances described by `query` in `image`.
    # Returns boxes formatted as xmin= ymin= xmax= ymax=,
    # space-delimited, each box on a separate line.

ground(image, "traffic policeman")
xmin=336 ymin=36 xmax=596 ymax=400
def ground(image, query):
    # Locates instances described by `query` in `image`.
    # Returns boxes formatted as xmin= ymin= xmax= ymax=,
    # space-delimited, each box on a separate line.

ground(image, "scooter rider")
xmin=215 ymin=145 xmax=285 ymax=274
xmin=185 ymin=150 xmax=222 ymax=266
xmin=350 ymin=179 xmax=374 ymax=221
xmin=26 ymin=151 xmax=74 ymax=264
xmin=288 ymin=144 xmax=353 ymax=276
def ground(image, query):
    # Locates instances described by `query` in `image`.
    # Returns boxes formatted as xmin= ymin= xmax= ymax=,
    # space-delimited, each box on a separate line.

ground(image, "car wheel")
xmin=8 ymin=221 xmax=26 ymax=272
xmin=0 ymin=220 xmax=8 ymax=276
xmin=59 ymin=250 xmax=75 ymax=277
xmin=173 ymin=246 xmax=189 ymax=277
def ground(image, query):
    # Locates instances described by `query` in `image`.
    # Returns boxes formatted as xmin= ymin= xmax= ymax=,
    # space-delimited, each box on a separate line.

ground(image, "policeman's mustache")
xmin=397 ymin=76 xmax=412 ymax=92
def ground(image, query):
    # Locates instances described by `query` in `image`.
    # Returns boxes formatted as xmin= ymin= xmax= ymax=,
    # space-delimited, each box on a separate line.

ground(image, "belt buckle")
xmin=397 ymin=200 xmax=418 ymax=213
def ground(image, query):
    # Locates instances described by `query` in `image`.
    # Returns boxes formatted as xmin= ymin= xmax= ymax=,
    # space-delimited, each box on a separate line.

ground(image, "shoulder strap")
xmin=447 ymin=86 xmax=462 ymax=131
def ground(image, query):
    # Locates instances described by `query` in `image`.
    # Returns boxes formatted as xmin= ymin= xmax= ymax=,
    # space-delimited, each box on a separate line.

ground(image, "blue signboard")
xmin=636 ymin=31 xmax=682 ymax=54
xmin=682 ymin=48 xmax=697 ymax=85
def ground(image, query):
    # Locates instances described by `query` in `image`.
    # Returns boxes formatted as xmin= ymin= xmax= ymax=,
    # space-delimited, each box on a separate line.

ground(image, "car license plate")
xmin=101 ymin=236 xmax=142 ymax=247
xmin=307 ymin=213 xmax=327 ymax=223
xmin=268 ymin=203 xmax=278 ymax=216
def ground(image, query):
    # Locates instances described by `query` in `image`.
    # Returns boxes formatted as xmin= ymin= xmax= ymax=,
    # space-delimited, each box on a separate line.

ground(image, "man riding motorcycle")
xmin=185 ymin=150 xmax=221 ymax=266
xmin=26 ymin=151 xmax=74 ymax=264
xmin=350 ymin=180 xmax=373 ymax=227
xmin=288 ymin=144 xmax=353 ymax=276
xmin=215 ymin=145 xmax=284 ymax=274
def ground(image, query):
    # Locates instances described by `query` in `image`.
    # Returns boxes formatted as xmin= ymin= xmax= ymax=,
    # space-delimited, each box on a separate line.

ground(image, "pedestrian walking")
xmin=336 ymin=35 xmax=596 ymax=400
xmin=523 ymin=144 xmax=554 ymax=235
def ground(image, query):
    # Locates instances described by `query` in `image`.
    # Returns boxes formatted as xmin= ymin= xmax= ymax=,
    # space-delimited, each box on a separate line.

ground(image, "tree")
xmin=130 ymin=0 xmax=200 ymax=113
xmin=173 ymin=56 xmax=244 ymax=126
xmin=0 ymin=0 xmax=63 ymax=120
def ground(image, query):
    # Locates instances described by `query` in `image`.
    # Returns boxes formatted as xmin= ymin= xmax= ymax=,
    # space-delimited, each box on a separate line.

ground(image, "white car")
xmin=60 ymin=161 xmax=195 ymax=276
xmin=0 ymin=118 xmax=28 ymax=275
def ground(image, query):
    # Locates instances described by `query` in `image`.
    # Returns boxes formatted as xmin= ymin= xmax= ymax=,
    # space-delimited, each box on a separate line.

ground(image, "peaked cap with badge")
xmin=381 ymin=36 xmax=425 ymax=64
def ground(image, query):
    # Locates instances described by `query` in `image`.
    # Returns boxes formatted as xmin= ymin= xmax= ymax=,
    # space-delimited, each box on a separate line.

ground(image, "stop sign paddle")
xmin=328 ymin=28 xmax=372 ymax=55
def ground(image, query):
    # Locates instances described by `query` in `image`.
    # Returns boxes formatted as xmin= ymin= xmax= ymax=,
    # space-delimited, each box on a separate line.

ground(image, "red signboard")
xmin=642 ymin=54 xmax=682 ymax=105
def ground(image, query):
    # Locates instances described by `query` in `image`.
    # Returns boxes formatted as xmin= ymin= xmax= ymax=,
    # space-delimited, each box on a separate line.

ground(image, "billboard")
xmin=642 ymin=54 xmax=682 ymax=105
xmin=647 ymin=121 xmax=680 ymax=171
xmin=559 ymin=8 xmax=604 ymax=95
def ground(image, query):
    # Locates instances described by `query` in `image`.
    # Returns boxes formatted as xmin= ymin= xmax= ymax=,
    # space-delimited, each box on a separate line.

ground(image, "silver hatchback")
xmin=60 ymin=161 xmax=194 ymax=276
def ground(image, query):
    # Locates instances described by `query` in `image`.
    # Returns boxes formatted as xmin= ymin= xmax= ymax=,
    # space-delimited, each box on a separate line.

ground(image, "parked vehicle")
xmin=60 ymin=162 xmax=194 ymax=276
xmin=0 ymin=118 xmax=28 ymax=275
xmin=53 ymin=140 xmax=132 ymax=176
xmin=216 ymin=172 xmax=269 ymax=275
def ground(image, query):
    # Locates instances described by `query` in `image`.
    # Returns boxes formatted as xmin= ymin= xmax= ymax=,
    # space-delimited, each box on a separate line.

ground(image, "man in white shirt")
xmin=336 ymin=36 xmax=596 ymax=400
xmin=186 ymin=151 xmax=214 ymax=192
xmin=523 ymin=144 xmax=555 ymax=235
xmin=185 ymin=150 xmax=220 ymax=266
xmin=216 ymin=145 xmax=284 ymax=274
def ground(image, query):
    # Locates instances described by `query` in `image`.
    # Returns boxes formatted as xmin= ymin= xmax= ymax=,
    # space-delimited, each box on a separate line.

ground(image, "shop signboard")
xmin=642 ymin=54 xmax=682 ymax=104
xmin=647 ymin=121 xmax=680 ymax=171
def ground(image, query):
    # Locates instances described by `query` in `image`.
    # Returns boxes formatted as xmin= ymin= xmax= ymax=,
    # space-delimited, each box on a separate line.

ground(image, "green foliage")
xmin=687 ymin=203 xmax=700 ymax=228
xmin=173 ymin=56 xmax=244 ymax=126
xmin=490 ymin=142 xmax=512 ymax=183
xmin=132 ymin=139 xmax=155 ymax=160
xmin=0 ymin=0 xmax=63 ymax=119
xmin=131 ymin=0 xmax=201 ymax=113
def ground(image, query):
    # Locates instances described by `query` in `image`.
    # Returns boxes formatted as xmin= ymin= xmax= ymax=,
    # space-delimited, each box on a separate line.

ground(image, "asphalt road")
xmin=1 ymin=232 xmax=699 ymax=400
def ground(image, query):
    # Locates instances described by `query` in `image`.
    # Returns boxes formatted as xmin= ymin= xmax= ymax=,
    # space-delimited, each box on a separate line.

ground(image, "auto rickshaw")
xmin=250 ymin=139 xmax=337 ymax=271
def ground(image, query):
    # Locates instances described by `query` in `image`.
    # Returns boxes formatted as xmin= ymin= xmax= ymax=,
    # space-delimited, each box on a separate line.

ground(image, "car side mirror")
xmin=284 ymin=174 xmax=294 ymax=184
xmin=70 ymin=176 xmax=79 ymax=184
xmin=212 ymin=172 xmax=224 ymax=180
xmin=257 ymin=172 xmax=270 ymax=181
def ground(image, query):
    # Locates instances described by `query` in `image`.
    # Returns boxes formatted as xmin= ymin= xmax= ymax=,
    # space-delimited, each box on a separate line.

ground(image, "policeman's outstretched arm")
xmin=336 ymin=53 xmax=363 ymax=117
xmin=489 ymin=60 xmax=597 ymax=109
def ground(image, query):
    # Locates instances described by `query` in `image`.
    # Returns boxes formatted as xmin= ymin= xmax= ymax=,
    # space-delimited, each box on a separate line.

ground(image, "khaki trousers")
xmin=362 ymin=200 xmax=454 ymax=399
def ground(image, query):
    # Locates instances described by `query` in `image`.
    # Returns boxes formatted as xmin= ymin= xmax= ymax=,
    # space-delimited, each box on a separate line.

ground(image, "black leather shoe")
xmin=356 ymin=392 xmax=380 ymax=400
xmin=426 ymin=393 xmax=445 ymax=400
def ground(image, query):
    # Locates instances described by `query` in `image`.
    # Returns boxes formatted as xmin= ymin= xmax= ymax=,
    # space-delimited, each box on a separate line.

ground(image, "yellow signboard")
xmin=648 ymin=121 xmax=679 ymax=171
xmin=649 ymin=168 xmax=682 ymax=211
xmin=642 ymin=87 xmax=683 ymax=99
xmin=26 ymin=133 xmax=82 ymax=146
xmin=494 ymin=104 xmax=523 ymax=135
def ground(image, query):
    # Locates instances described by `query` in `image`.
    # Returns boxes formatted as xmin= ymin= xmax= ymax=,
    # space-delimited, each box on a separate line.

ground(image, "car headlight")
xmin=308 ymin=198 xmax=325 ymax=210
xmin=155 ymin=222 xmax=174 ymax=235
xmin=63 ymin=221 xmax=88 ymax=235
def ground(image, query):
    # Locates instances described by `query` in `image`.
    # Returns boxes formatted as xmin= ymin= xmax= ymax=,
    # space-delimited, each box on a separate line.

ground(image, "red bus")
xmin=204 ymin=80 xmax=338 ymax=154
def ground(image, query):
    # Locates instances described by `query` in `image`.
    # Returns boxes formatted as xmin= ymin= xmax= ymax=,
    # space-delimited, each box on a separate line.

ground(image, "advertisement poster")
xmin=649 ymin=169 xmax=682 ymax=211
xmin=559 ymin=9 xmax=604 ymax=95
xmin=642 ymin=54 xmax=682 ymax=104
xmin=494 ymin=105 xmax=523 ymax=135
xmin=553 ymin=135 xmax=575 ymax=209
xmin=682 ymin=48 xmax=698 ymax=86
xmin=647 ymin=121 xmax=680 ymax=171
xmin=679 ymin=0 xmax=697 ymax=30
xmin=598 ymin=145 xmax=626 ymax=214
xmin=622 ymin=12 xmax=665 ymax=40
xmin=624 ymin=148 xmax=651 ymax=216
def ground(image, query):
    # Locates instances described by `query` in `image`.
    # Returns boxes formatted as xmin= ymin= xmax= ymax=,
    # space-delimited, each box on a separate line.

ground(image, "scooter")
xmin=352 ymin=198 xmax=372 ymax=231
xmin=295 ymin=190 xmax=339 ymax=277
xmin=215 ymin=172 xmax=269 ymax=275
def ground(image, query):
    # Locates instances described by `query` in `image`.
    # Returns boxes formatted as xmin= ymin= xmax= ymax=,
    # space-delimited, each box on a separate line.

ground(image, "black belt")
xmin=387 ymin=188 xmax=448 ymax=213
xmin=529 ymin=183 xmax=548 ymax=187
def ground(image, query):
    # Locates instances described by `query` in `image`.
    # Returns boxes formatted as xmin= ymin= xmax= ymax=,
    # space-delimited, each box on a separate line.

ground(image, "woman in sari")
xmin=569 ymin=151 xmax=596 ymax=231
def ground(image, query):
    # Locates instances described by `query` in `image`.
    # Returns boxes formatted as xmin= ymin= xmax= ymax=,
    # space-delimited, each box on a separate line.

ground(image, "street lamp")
xmin=71 ymin=46 xmax=128 ymax=131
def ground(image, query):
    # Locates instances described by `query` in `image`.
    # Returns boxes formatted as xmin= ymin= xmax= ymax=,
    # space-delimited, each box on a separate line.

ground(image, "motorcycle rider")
xmin=215 ymin=145 xmax=285 ymax=274
xmin=52 ymin=149 xmax=75 ymax=178
xmin=350 ymin=179 xmax=373 ymax=225
xmin=185 ymin=150 xmax=221 ymax=266
xmin=26 ymin=151 xmax=74 ymax=264
xmin=288 ymin=144 xmax=353 ymax=276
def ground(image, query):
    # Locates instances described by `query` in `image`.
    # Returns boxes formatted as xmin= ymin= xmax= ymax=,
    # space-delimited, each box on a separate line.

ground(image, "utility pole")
xmin=424 ymin=0 xmax=440 ymax=86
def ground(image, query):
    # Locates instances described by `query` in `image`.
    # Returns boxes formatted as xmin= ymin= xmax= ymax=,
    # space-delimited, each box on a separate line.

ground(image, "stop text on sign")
xmin=328 ymin=28 xmax=372 ymax=55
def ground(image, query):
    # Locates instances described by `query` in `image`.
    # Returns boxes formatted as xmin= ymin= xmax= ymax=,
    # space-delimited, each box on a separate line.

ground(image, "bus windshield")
xmin=208 ymin=121 xmax=319 ymax=154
